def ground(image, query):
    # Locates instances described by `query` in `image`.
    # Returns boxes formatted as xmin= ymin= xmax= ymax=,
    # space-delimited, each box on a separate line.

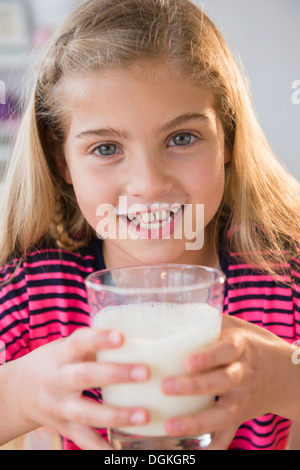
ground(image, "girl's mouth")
xmin=119 ymin=204 xmax=184 ymax=239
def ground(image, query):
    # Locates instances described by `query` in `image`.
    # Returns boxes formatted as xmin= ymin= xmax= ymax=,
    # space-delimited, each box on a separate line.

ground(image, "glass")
xmin=85 ymin=264 xmax=225 ymax=450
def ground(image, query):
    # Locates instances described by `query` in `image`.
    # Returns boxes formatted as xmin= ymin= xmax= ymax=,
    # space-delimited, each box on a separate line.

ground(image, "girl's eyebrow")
xmin=160 ymin=112 xmax=209 ymax=132
xmin=75 ymin=112 xmax=209 ymax=140
xmin=75 ymin=127 xmax=128 ymax=140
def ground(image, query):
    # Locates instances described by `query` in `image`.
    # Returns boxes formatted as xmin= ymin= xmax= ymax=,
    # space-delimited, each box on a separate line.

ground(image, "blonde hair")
xmin=1 ymin=0 xmax=299 ymax=277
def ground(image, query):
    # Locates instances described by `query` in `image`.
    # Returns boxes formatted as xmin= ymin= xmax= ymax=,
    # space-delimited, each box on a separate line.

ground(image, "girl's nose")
xmin=125 ymin=154 xmax=174 ymax=200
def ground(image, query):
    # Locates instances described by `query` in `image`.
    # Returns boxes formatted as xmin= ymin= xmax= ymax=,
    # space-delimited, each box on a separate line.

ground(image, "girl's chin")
xmin=103 ymin=238 xmax=190 ymax=266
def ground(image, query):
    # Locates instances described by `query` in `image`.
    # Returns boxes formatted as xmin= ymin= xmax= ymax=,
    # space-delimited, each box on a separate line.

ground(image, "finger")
xmin=59 ymin=422 xmax=114 ymax=450
xmin=61 ymin=327 xmax=124 ymax=363
xmin=61 ymin=397 xmax=150 ymax=430
xmin=184 ymin=330 xmax=244 ymax=373
xmin=207 ymin=425 xmax=239 ymax=450
xmin=162 ymin=362 xmax=243 ymax=396
xmin=63 ymin=361 xmax=150 ymax=390
xmin=165 ymin=404 xmax=236 ymax=437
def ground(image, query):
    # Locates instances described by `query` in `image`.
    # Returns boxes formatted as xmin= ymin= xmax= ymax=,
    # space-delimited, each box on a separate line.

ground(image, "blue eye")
xmin=90 ymin=142 xmax=123 ymax=160
xmin=96 ymin=143 xmax=118 ymax=156
xmin=172 ymin=134 xmax=191 ymax=146
xmin=168 ymin=132 xmax=198 ymax=148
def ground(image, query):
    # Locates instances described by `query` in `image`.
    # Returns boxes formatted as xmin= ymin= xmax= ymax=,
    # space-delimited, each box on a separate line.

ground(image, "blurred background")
xmin=0 ymin=0 xmax=299 ymax=450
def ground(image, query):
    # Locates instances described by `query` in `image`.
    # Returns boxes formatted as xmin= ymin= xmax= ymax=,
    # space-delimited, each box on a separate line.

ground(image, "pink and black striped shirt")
xmin=0 ymin=238 xmax=299 ymax=450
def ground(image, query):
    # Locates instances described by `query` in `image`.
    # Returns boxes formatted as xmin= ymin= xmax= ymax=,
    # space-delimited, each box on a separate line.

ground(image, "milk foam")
xmin=93 ymin=302 xmax=220 ymax=340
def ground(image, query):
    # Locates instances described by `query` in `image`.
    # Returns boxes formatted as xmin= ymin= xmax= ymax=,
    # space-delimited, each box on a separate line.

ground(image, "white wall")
xmin=195 ymin=0 xmax=300 ymax=181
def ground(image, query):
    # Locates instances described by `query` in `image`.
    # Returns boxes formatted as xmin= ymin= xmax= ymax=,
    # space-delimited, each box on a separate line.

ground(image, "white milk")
xmin=93 ymin=302 xmax=221 ymax=436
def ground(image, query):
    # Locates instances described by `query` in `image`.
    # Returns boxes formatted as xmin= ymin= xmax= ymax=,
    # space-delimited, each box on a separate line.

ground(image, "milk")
xmin=93 ymin=302 xmax=221 ymax=436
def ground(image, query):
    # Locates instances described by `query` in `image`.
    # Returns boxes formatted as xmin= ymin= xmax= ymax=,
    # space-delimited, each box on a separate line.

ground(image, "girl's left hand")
xmin=162 ymin=314 xmax=299 ymax=450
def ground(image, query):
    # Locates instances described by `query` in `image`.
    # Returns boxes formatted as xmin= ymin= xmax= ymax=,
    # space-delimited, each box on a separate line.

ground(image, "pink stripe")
xmin=229 ymin=274 xmax=291 ymax=284
xmin=29 ymin=297 xmax=88 ymax=311
xmin=0 ymin=295 xmax=28 ymax=314
xmin=228 ymin=286 xmax=291 ymax=297
xmin=228 ymin=298 xmax=293 ymax=311
xmin=27 ymin=281 xmax=88 ymax=297
xmin=1 ymin=314 xmax=25 ymax=331
xmin=0 ymin=276 xmax=27 ymax=296
xmin=228 ymin=263 xmax=257 ymax=271
xmin=24 ymin=259 xmax=93 ymax=273
xmin=229 ymin=262 xmax=290 ymax=270
xmin=26 ymin=271 xmax=88 ymax=282
xmin=232 ymin=310 xmax=294 ymax=323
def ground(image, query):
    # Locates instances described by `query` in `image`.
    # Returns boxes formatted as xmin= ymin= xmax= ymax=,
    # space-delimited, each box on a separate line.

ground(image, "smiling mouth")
xmin=119 ymin=204 xmax=183 ymax=236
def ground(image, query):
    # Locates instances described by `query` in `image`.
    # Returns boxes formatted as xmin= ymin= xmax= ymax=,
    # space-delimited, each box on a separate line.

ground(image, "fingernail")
xmin=131 ymin=366 xmax=148 ymax=382
xmin=166 ymin=418 xmax=186 ymax=434
xmin=163 ymin=379 xmax=179 ymax=394
xmin=186 ymin=354 xmax=204 ymax=372
xmin=130 ymin=410 xmax=147 ymax=425
xmin=108 ymin=331 xmax=122 ymax=345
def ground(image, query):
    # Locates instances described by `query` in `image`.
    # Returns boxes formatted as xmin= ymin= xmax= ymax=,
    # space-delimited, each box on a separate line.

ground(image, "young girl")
xmin=0 ymin=0 xmax=299 ymax=451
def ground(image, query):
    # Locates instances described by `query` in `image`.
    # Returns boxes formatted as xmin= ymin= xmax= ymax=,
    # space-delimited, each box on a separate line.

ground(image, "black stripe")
xmin=228 ymin=293 xmax=292 ymax=303
xmin=0 ymin=300 xmax=29 ymax=319
xmin=0 ymin=317 xmax=29 ymax=336
xmin=228 ymin=307 xmax=295 ymax=315
xmin=30 ymin=306 xmax=90 ymax=317
xmin=27 ymin=278 xmax=87 ymax=289
xmin=29 ymin=292 xmax=88 ymax=303
xmin=31 ymin=319 xmax=90 ymax=331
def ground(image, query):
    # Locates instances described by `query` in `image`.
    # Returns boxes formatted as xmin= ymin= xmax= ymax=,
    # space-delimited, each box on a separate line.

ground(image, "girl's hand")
xmin=162 ymin=315 xmax=299 ymax=449
xmin=17 ymin=327 xmax=150 ymax=450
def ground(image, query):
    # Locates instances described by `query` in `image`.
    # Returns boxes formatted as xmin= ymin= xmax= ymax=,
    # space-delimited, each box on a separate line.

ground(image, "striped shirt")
xmin=0 ymin=238 xmax=299 ymax=450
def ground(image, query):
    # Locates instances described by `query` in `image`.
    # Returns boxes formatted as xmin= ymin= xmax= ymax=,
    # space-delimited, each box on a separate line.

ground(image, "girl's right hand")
xmin=17 ymin=327 xmax=150 ymax=450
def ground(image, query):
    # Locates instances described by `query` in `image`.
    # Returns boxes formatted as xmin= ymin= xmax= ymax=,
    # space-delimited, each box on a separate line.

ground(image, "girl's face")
xmin=61 ymin=63 xmax=230 ymax=268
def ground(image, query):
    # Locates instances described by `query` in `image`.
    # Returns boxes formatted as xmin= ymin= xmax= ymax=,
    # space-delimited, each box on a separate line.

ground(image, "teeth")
xmin=155 ymin=210 xmax=167 ymax=221
xmin=140 ymin=212 xmax=155 ymax=223
xmin=170 ymin=205 xmax=181 ymax=214
xmin=126 ymin=205 xmax=182 ymax=229
xmin=130 ymin=217 xmax=140 ymax=226
xmin=140 ymin=221 xmax=160 ymax=230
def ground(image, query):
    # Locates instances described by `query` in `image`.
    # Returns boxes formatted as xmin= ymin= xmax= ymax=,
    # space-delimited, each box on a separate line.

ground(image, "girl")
xmin=0 ymin=0 xmax=300 ymax=451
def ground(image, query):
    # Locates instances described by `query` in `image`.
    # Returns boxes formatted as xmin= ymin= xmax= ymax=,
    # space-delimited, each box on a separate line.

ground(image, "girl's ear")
xmin=48 ymin=132 xmax=73 ymax=184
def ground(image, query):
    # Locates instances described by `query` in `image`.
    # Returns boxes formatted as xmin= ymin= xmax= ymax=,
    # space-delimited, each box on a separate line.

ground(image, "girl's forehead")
xmin=59 ymin=62 xmax=215 ymax=110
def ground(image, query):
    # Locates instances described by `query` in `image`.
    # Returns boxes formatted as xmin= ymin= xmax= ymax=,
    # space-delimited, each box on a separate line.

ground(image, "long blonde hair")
xmin=1 ymin=0 xmax=299 ymax=277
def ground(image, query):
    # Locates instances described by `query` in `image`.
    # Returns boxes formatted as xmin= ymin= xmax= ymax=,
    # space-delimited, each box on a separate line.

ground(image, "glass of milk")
xmin=85 ymin=264 xmax=225 ymax=450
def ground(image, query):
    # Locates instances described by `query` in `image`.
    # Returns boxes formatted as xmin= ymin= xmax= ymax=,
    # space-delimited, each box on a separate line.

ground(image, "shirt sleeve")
xmin=291 ymin=252 xmax=300 ymax=341
xmin=0 ymin=259 xmax=30 ymax=364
